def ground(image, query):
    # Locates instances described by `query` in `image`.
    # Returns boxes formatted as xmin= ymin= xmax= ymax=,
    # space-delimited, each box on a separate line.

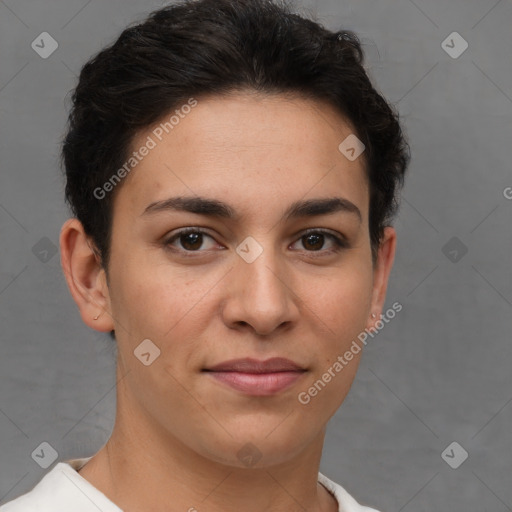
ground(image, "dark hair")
xmin=61 ymin=0 xmax=410 ymax=339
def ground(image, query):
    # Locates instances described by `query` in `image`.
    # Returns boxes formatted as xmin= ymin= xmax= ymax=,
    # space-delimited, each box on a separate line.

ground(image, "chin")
xmin=197 ymin=424 xmax=317 ymax=469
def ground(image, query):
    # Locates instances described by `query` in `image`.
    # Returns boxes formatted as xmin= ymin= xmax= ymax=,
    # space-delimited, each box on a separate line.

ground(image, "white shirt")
xmin=0 ymin=457 xmax=381 ymax=512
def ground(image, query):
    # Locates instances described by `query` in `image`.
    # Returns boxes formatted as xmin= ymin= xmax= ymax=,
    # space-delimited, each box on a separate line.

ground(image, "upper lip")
xmin=204 ymin=357 xmax=306 ymax=373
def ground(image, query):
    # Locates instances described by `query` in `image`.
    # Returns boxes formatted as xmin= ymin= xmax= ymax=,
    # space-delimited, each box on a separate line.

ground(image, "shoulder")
xmin=0 ymin=463 xmax=70 ymax=512
xmin=0 ymin=459 xmax=122 ymax=512
xmin=318 ymin=472 xmax=382 ymax=512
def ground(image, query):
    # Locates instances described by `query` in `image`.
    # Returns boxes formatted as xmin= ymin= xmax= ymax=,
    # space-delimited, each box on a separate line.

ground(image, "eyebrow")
xmin=141 ymin=196 xmax=362 ymax=223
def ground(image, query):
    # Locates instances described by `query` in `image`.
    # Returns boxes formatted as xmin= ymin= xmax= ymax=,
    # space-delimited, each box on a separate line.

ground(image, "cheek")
xmin=294 ymin=270 xmax=371 ymax=420
xmin=108 ymin=254 xmax=206 ymax=339
xmin=108 ymin=257 xmax=227 ymax=385
xmin=301 ymin=262 xmax=374 ymax=343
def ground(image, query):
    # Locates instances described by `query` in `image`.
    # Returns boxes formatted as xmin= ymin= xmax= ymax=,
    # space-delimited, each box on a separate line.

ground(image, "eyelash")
xmin=163 ymin=227 xmax=349 ymax=257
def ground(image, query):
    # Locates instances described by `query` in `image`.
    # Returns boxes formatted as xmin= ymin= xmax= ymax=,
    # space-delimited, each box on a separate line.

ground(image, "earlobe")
xmin=59 ymin=218 xmax=114 ymax=333
xmin=367 ymin=226 xmax=397 ymax=329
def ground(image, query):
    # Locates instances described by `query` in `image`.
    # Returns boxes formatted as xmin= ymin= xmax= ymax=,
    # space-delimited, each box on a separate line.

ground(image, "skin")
xmin=60 ymin=90 xmax=396 ymax=512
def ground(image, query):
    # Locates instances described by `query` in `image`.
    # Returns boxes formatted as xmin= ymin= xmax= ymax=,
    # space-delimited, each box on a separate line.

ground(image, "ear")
xmin=366 ymin=226 xmax=396 ymax=329
xmin=59 ymin=218 xmax=114 ymax=333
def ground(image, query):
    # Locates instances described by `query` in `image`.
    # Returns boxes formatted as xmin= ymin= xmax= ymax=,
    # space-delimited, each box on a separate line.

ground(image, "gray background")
xmin=1 ymin=0 xmax=511 ymax=510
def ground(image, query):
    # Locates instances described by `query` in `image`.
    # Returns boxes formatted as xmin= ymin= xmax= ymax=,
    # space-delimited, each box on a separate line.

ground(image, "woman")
xmin=0 ymin=0 xmax=410 ymax=510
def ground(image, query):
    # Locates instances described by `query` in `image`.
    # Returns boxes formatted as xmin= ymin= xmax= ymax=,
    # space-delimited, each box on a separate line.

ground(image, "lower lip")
xmin=206 ymin=371 xmax=305 ymax=396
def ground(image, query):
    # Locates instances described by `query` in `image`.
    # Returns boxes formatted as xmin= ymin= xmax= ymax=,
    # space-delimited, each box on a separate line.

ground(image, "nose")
xmin=221 ymin=241 xmax=300 ymax=337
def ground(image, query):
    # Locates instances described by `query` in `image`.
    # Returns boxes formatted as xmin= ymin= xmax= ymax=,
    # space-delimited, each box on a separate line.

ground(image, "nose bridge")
xmin=237 ymin=235 xmax=288 ymax=302
xmin=226 ymin=234 xmax=297 ymax=334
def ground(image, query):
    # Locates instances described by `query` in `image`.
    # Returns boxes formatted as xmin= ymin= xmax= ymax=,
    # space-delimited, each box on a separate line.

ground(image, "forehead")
xmin=113 ymin=92 xmax=369 ymax=222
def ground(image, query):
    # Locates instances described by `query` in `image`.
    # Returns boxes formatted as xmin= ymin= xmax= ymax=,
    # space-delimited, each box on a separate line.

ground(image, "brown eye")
xmin=180 ymin=232 xmax=203 ymax=251
xmin=165 ymin=228 xmax=218 ymax=252
xmin=291 ymin=229 xmax=348 ymax=253
xmin=302 ymin=233 xmax=325 ymax=251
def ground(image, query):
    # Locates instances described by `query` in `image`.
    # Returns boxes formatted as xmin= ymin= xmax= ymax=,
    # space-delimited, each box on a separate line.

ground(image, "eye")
xmin=164 ymin=228 xmax=219 ymax=252
xmin=290 ymin=229 xmax=348 ymax=253
xmin=163 ymin=227 xmax=348 ymax=256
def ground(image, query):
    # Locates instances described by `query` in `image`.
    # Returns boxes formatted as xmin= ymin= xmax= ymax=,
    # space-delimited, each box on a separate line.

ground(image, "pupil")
xmin=304 ymin=233 xmax=323 ymax=251
xmin=182 ymin=233 xmax=202 ymax=250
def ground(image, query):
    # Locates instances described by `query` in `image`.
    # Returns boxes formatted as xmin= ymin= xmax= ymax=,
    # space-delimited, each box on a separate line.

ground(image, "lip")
xmin=203 ymin=357 xmax=307 ymax=396
xmin=205 ymin=357 xmax=305 ymax=373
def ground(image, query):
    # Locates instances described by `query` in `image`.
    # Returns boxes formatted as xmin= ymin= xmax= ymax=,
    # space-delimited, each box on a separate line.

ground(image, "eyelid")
xmin=164 ymin=227 xmax=219 ymax=250
xmin=298 ymin=227 xmax=348 ymax=243
xmin=291 ymin=228 xmax=349 ymax=252
xmin=164 ymin=226 xmax=349 ymax=255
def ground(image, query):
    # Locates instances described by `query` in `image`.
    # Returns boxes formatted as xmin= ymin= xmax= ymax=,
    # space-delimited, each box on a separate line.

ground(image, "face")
xmin=63 ymin=91 xmax=396 ymax=468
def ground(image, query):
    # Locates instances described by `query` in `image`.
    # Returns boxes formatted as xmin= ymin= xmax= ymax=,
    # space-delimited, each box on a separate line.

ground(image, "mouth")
xmin=202 ymin=357 xmax=307 ymax=396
